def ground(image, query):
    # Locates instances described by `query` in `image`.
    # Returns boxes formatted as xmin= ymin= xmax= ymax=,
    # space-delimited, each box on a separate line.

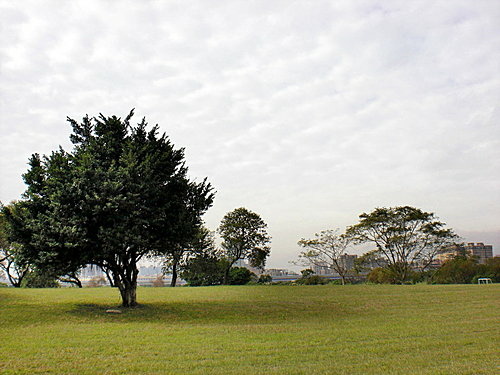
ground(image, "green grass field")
xmin=0 ymin=284 xmax=498 ymax=374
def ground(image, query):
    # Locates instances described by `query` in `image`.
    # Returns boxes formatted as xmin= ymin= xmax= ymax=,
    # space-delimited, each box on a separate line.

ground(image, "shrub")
xmin=258 ymin=274 xmax=273 ymax=284
xmin=22 ymin=271 xmax=60 ymax=288
xmin=296 ymin=275 xmax=329 ymax=285
xmin=367 ymin=267 xmax=398 ymax=284
xmin=228 ymin=267 xmax=256 ymax=285
xmin=409 ymin=270 xmax=432 ymax=284
xmin=432 ymin=256 xmax=479 ymax=284
xmin=483 ymin=257 xmax=500 ymax=282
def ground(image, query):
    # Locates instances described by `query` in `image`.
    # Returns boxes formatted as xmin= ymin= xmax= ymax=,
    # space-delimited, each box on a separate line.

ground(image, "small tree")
xmin=0 ymin=243 xmax=29 ymax=287
xmin=429 ymin=255 xmax=499 ymax=284
xmin=163 ymin=227 xmax=215 ymax=287
xmin=298 ymin=229 xmax=352 ymax=285
xmin=218 ymin=207 xmax=271 ymax=284
xmin=258 ymin=274 xmax=272 ymax=284
xmin=483 ymin=257 xmax=500 ymax=282
xmin=347 ymin=206 xmax=457 ymax=283
xmin=0 ymin=204 xmax=29 ymax=287
xmin=180 ymin=250 xmax=225 ymax=286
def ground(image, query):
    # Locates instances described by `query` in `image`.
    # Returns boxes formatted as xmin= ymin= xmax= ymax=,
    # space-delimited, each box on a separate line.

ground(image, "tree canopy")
xmin=347 ymin=206 xmax=457 ymax=283
xmin=432 ymin=254 xmax=500 ymax=284
xmin=218 ymin=207 xmax=270 ymax=284
xmin=4 ymin=110 xmax=214 ymax=306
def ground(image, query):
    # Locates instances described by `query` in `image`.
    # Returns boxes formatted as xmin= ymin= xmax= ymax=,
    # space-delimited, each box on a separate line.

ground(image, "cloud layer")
xmin=1 ymin=0 xmax=499 ymax=265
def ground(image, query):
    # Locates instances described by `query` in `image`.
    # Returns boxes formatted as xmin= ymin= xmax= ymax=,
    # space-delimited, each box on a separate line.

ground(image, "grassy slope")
xmin=0 ymin=284 xmax=498 ymax=375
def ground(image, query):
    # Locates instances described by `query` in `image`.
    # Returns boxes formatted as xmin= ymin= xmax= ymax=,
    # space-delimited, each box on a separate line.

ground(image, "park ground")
xmin=0 ymin=284 xmax=498 ymax=375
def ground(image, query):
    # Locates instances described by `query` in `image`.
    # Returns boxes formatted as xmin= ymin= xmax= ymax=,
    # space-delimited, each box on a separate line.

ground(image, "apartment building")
xmin=311 ymin=254 xmax=358 ymax=275
xmin=436 ymin=242 xmax=493 ymax=265
xmin=463 ymin=242 xmax=493 ymax=264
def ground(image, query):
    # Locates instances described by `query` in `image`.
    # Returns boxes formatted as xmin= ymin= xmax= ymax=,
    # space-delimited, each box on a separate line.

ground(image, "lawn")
xmin=0 ymin=284 xmax=498 ymax=374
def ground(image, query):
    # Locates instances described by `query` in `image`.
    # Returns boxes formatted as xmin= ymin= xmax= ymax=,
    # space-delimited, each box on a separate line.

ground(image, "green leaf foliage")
xmin=180 ymin=251 xmax=225 ymax=287
xmin=21 ymin=270 xmax=60 ymax=288
xmin=0 ymin=203 xmax=30 ymax=287
xmin=218 ymin=207 xmax=271 ymax=285
xmin=347 ymin=206 xmax=457 ymax=283
xmin=228 ymin=267 xmax=256 ymax=285
xmin=219 ymin=207 xmax=270 ymax=265
xmin=163 ymin=226 xmax=217 ymax=287
xmin=3 ymin=110 xmax=214 ymax=306
xmin=432 ymin=255 xmax=500 ymax=284
xmin=295 ymin=274 xmax=329 ymax=285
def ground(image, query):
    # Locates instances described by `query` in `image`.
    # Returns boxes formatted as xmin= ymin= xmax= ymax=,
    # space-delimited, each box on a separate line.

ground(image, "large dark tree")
xmin=4 ymin=110 xmax=214 ymax=306
xmin=347 ymin=206 xmax=457 ymax=283
xmin=218 ymin=207 xmax=270 ymax=284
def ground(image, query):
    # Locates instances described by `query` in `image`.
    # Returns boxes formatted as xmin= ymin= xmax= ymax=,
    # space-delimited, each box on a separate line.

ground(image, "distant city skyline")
xmin=1 ymin=1 xmax=498 ymax=268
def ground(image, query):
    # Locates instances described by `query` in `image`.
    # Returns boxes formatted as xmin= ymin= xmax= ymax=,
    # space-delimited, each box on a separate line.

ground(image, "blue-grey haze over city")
xmin=1 ymin=0 xmax=499 ymax=269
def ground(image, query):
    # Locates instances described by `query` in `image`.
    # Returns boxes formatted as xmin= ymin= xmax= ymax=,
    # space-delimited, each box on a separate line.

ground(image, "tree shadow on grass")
xmin=68 ymin=299 xmax=351 ymax=326
xmin=2 ymin=287 xmax=355 ymax=327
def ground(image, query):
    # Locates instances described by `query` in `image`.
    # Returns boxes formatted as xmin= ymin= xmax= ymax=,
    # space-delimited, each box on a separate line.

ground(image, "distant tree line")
xmin=297 ymin=206 xmax=498 ymax=285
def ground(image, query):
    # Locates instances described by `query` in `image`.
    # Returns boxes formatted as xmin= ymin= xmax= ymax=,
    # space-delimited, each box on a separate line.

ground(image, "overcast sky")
xmin=1 ymin=0 xmax=499 ymax=268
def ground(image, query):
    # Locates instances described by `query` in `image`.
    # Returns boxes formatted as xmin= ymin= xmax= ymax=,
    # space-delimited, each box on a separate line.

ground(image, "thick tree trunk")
xmin=109 ymin=261 xmax=139 ymax=307
xmin=118 ymin=283 xmax=137 ymax=307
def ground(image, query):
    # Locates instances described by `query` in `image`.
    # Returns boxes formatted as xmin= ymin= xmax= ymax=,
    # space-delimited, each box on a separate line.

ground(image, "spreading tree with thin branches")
xmin=347 ymin=206 xmax=457 ymax=283
xmin=298 ymin=229 xmax=352 ymax=285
